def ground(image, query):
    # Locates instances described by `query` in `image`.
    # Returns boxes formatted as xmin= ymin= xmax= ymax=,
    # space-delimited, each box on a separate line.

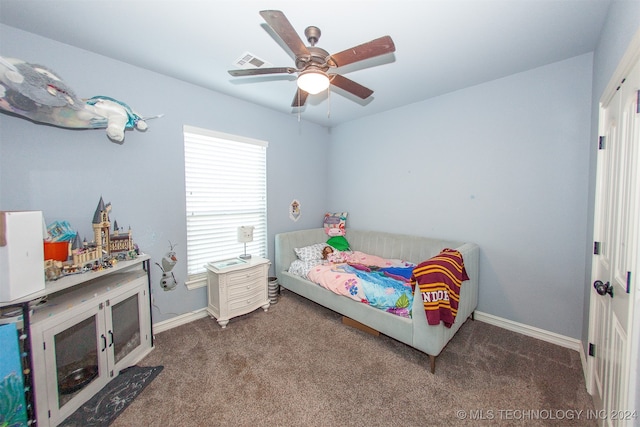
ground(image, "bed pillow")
xmin=288 ymin=259 xmax=322 ymax=278
xmin=323 ymin=212 xmax=347 ymax=236
xmin=294 ymin=243 xmax=328 ymax=261
xmin=326 ymin=235 xmax=350 ymax=251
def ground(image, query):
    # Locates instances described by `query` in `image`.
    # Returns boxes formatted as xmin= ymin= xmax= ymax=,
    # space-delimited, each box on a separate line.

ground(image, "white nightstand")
xmin=205 ymin=257 xmax=270 ymax=328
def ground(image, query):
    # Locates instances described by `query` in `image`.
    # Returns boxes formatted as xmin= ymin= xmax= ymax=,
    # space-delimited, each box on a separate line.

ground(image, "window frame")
xmin=183 ymin=125 xmax=268 ymax=289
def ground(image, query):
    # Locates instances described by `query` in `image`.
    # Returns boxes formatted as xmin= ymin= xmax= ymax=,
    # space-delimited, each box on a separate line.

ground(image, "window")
xmin=183 ymin=125 xmax=267 ymax=286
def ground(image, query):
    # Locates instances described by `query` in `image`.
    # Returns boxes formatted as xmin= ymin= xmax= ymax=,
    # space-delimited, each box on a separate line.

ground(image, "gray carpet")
xmin=111 ymin=291 xmax=595 ymax=426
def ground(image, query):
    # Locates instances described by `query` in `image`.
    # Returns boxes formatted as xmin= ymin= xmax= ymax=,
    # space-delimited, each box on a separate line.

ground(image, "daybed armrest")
xmin=410 ymin=242 xmax=480 ymax=356
xmin=275 ymin=228 xmax=326 ymax=280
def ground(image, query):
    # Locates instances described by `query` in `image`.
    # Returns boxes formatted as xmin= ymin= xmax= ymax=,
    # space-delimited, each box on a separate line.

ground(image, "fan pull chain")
xmin=327 ymin=86 xmax=331 ymax=118
xmin=297 ymin=90 xmax=301 ymax=122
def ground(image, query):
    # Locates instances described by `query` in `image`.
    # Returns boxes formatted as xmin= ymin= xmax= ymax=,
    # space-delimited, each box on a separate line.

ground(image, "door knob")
xmin=593 ymin=280 xmax=613 ymax=298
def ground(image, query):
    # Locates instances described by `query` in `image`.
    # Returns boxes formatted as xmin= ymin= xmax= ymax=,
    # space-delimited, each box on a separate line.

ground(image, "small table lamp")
xmin=237 ymin=226 xmax=254 ymax=259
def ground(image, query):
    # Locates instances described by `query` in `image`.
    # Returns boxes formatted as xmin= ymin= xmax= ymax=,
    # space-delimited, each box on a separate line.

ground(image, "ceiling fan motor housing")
xmin=295 ymin=46 xmax=331 ymax=71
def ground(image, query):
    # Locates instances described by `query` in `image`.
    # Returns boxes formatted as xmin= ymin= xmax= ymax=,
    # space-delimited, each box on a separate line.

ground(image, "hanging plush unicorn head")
xmin=0 ymin=56 xmax=161 ymax=142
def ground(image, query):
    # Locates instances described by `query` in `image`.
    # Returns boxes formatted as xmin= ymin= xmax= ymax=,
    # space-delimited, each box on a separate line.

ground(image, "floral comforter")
xmin=292 ymin=251 xmax=415 ymax=318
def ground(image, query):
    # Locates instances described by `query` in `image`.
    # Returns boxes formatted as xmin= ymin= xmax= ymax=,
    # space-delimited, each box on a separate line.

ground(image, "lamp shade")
xmin=237 ymin=226 xmax=254 ymax=243
xmin=297 ymin=70 xmax=330 ymax=95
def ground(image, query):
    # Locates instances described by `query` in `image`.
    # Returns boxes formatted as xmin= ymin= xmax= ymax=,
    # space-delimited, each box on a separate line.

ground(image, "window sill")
xmin=185 ymin=275 xmax=206 ymax=291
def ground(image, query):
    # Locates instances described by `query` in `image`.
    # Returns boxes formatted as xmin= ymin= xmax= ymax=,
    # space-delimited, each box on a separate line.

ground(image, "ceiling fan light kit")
xmin=297 ymin=69 xmax=330 ymax=94
xmin=228 ymin=10 xmax=396 ymax=108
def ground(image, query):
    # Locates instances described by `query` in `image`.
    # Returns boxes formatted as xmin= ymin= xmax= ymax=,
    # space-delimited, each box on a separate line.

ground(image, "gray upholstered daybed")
xmin=274 ymin=228 xmax=480 ymax=373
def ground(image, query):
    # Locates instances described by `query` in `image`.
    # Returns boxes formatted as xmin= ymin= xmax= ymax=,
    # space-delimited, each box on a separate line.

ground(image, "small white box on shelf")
xmin=0 ymin=210 xmax=46 ymax=302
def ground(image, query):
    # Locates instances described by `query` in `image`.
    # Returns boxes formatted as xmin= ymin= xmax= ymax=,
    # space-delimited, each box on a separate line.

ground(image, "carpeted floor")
xmin=111 ymin=291 xmax=595 ymax=427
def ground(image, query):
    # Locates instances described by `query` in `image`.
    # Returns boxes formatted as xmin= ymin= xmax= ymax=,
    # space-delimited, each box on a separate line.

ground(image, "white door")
xmin=589 ymin=53 xmax=640 ymax=426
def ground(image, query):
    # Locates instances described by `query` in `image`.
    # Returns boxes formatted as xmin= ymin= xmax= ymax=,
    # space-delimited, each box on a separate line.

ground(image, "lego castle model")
xmin=70 ymin=197 xmax=135 ymax=266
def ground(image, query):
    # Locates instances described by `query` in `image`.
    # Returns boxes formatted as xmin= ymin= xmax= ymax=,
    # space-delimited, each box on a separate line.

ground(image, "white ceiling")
xmin=0 ymin=0 xmax=611 ymax=127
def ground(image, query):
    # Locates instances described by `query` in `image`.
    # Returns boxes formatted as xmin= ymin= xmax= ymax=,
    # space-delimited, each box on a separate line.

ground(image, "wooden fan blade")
xmin=329 ymin=74 xmax=373 ymax=99
xmin=260 ymin=10 xmax=310 ymax=58
xmin=328 ymin=35 xmax=396 ymax=68
xmin=228 ymin=67 xmax=297 ymax=76
xmin=291 ymin=88 xmax=309 ymax=107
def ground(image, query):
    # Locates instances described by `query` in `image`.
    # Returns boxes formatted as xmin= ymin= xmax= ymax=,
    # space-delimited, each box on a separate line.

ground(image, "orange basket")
xmin=44 ymin=241 xmax=69 ymax=261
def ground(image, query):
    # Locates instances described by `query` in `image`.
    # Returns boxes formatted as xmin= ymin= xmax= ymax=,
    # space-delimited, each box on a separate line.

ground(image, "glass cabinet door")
xmin=109 ymin=291 xmax=141 ymax=367
xmin=43 ymin=304 xmax=107 ymax=415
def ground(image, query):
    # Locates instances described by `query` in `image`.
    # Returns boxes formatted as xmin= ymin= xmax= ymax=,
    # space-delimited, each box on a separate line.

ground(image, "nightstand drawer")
xmin=226 ymin=267 xmax=263 ymax=286
xmin=228 ymin=280 xmax=263 ymax=300
xmin=228 ymin=295 xmax=263 ymax=312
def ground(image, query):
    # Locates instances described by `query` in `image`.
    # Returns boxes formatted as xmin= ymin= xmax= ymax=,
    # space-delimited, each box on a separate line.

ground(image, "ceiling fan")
xmin=227 ymin=10 xmax=396 ymax=107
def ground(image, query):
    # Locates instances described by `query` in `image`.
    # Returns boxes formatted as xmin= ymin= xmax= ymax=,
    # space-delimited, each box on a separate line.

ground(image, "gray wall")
xmin=328 ymin=54 xmax=593 ymax=339
xmin=2 ymin=0 xmax=639 ymax=343
xmin=0 ymin=25 xmax=330 ymax=322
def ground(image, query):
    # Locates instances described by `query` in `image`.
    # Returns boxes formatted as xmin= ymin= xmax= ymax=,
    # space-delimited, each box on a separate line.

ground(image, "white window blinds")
xmin=183 ymin=125 xmax=267 ymax=281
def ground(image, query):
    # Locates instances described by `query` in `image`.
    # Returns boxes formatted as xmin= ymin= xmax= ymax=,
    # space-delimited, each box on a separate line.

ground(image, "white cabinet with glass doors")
xmin=30 ymin=265 xmax=152 ymax=427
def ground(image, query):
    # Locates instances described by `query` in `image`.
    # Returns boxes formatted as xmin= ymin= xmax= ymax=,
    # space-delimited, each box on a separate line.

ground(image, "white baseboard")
xmin=474 ymin=311 xmax=582 ymax=352
xmin=152 ymin=308 xmax=209 ymax=334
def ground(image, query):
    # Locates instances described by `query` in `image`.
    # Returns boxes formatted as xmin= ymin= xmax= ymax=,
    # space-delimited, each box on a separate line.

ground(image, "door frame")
xmin=586 ymin=27 xmax=640 ymax=414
